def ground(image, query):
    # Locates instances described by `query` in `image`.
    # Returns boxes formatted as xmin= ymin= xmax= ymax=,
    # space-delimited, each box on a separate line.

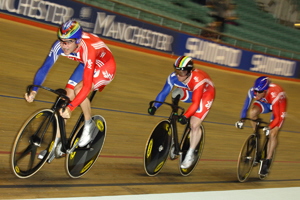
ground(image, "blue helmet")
xmin=253 ymin=76 xmax=270 ymax=91
xmin=58 ymin=20 xmax=82 ymax=44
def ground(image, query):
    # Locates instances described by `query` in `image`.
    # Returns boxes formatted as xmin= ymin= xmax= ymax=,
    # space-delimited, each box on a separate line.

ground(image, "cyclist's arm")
xmin=240 ymin=88 xmax=254 ymax=119
xmin=153 ymin=74 xmax=174 ymax=108
xmin=32 ymin=41 xmax=61 ymax=91
xmin=67 ymin=45 xmax=96 ymax=111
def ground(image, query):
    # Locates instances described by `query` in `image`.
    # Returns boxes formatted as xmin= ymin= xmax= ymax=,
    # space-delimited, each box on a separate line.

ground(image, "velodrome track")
xmin=1 ymin=17 xmax=300 ymax=199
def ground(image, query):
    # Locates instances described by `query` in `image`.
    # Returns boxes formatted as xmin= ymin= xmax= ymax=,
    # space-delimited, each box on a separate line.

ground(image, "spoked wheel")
xmin=237 ymin=134 xmax=257 ymax=182
xmin=144 ymin=120 xmax=173 ymax=176
xmin=11 ymin=109 xmax=57 ymax=178
xmin=179 ymin=125 xmax=205 ymax=176
xmin=66 ymin=115 xmax=106 ymax=178
xmin=258 ymin=142 xmax=275 ymax=180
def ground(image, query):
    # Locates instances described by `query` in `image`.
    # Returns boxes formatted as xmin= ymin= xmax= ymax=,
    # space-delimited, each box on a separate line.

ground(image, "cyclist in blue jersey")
xmin=25 ymin=20 xmax=116 ymax=149
xmin=235 ymin=76 xmax=287 ymax=175
xmin=148 ymin=56 xmax=215 ymax=169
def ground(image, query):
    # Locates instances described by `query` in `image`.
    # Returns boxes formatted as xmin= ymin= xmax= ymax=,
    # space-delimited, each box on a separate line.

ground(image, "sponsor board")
xmin=1 ymin=0 xmax=299 ymax=78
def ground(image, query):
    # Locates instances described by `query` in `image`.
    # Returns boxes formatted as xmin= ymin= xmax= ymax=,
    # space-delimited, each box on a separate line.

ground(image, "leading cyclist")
xmin=25 ymin=20 xmax=116 ymax=148
xmin=148 ymin=56 xmax=215 ymax=169
xmin=235 ymin=76 xmax=287 ymax=175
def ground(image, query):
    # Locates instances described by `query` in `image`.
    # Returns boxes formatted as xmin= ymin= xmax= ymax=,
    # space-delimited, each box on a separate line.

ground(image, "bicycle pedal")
xmin=47 ymin=154 xmax=55 ymax=163
xmin=38 ymin=150 xmax=47 ymax=160
xmin=91 ymin=128 xmax=98 ymax=140
xmin=55 ymin=142 xmax=65 ymax=158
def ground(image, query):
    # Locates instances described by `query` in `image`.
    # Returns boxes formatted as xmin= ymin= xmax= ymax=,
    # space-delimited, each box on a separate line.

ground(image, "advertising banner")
xmin=1 ymin=0 xmax=299 ymax=79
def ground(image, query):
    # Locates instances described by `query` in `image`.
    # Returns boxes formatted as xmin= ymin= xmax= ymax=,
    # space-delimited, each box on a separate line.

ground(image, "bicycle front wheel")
xmin=179 ymin=125 xmax=205 ymax=176
xmin=11 ymin=109 xmax=57 ymax=178
xmin=144 ymin=120 xmax=173 ymax=176
xmin=66 ymin=115 xmax=106 ymax=178
xmin=237 ymin=134 xmax=257 ymax=182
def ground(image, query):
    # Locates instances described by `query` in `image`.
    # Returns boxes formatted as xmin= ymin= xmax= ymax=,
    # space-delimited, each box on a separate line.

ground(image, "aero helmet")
xmin=174 ymin=56 xmax=194 ymax=73
xmin=58 ymin=20 xmax=82 ymax=44
xmin=253 ymin=76 xmax=270 ymax=91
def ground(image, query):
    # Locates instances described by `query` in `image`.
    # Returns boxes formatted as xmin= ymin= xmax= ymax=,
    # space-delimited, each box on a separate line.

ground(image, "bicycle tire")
xmin=179 ymin=125 xmax=205 ymax=176
xmin=144 ymin=120 xmax=173 ymax=176
xmin=66 ymin=115 xmax=106 ymax=178
xmin=11 ymin=109 xmax=57 ymax=178
xmin=237 ymin=134 xmax=257 ymax=182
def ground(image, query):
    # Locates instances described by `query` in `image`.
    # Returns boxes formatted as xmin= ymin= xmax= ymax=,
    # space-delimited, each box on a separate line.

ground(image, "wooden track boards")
xmin=0 ymin=18 xmax=300 ymax=199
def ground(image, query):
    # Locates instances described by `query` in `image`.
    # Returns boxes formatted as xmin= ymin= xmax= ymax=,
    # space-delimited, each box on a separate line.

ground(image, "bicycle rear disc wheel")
xmin=237 ymin=134 xmax=257 ymax=182
xmin=66 ymin=115 xmax=106 ymax=178
xmin=144 ymin=120 xmax=173 ymax=176
xmin=11 ymin=109 xmax=57 ymax=178
xmin=179 ymin=125 xmax=205 ymax=176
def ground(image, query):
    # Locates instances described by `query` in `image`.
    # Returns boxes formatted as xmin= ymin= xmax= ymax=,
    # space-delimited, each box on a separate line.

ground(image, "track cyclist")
xmin=148 ymin=56 xmax=215 ymax=169
xmin=235 ymin=76 xmax=287 ymax=176
xmin=25 ymin=20 xmax=116 ymax=149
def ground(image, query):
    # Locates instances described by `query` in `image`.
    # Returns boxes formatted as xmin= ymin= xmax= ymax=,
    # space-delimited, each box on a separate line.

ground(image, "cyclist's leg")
xmin=189 ymin=116 xmax=203 ymax=150
xmin=71 ymin=81 xmax=94 ymax=120
xmin=64 ymin=63 xmax=94 ymax=147
xmin=259 ymin=127 xmax=279 ymax=176
xmin=249 ymin=101 xmax=272 ymax=129
xmin=267 ymin=126 xmax=279 ymax=159
xmin=248 ymin=104 xmax=261 ymax=129
xmin=78 ymin=58 xmax=116 ymax=147
xmin=266 ymin=97 xmax=286 ymax=160
xmin=70 ymin=81 xmax=95 ymax=147
xmin=181 ymin=91 xmax=214 ymax=168
xmin=171 ymin=87 xmax=184 ymax=105
xmin=188 ymin=91 xmax=214 ymax=150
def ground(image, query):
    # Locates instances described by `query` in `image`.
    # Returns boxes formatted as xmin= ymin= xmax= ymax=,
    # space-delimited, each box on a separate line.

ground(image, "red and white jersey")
xmin=182 ymin=69 xmax=215 ymax=118
xmin=33 ymin=32 xmax=116 ymax=111
xmin=154 ymin=69 xmax=215 ymax=119
xmin=262 ymin=83 xmax=287 ymax=129
xmin=64 ymin=32 xmax=115 ymax=110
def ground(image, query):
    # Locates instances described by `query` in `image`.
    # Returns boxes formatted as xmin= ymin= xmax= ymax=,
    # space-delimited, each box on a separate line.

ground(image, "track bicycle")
xmin=144 ymin=96 xmax=205 ymax=176
xmin=11 ymin=85 xmax=107 ymax=178
xmin=237 ymin=118 xmax=275 ymax=182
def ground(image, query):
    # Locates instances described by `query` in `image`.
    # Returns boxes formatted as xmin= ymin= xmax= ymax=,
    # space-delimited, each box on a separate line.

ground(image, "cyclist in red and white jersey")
xmin=235 ymin=76 xmax=287 ymax=175
xmin=148 ymin=56 xmax=215 ymax=169
xmin=25 ymin=20 xmax=116 ymax=148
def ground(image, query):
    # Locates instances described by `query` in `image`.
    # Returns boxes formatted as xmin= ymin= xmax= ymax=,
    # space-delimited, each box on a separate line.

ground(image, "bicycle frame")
xmin=27 ymin=85 xmax=98 ymax=153
xmin=12 ymin=84 xmax=106 ymax=178
xmin=237 ymin=117 xmax=271 ymax=182
xmin=146 ymin=96 xmax=204 ymax=176
xmin=149 ymin=96 xmax=185 ymax=156
xmin=244 ymin=118 xmax=269 ymax=160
